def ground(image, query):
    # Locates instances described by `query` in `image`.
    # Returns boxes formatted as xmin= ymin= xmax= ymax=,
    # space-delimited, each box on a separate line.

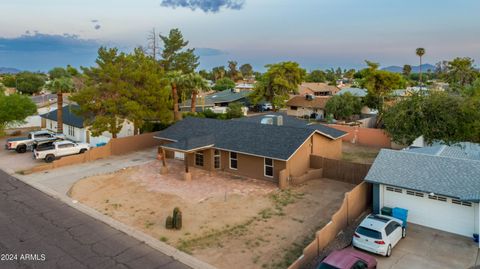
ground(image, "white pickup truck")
xmin=5 ymin=130 xmax=63 ymax=153
xmin=33 ymin=140 xmax=90 ymax=163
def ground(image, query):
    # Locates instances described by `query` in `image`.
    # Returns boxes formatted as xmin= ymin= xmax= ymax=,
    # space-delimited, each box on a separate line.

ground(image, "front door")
xmin=214 ymin=149 xmax=220 ymax=169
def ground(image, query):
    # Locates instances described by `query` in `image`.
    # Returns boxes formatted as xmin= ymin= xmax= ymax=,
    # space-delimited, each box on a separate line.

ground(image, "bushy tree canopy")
xmin=15 ymin=72 xmax=46 ymax=95
xmin=325 ymin=93 xmax=362 ymax=120
xmin=212 ymin=77 xmax=235 ymax=91
xmin=0 ymin=93 xmax=37 ymax=132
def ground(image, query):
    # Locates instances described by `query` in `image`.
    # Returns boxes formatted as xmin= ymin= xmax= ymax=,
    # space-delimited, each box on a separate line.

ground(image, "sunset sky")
xmin=1 ymin=0 xmax=479 ymax=71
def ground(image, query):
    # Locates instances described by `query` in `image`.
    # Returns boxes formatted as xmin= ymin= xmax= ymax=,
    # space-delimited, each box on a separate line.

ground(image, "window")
xmin=290 ymin=106 xmax=298 ymax=110
xmin=58 ymin=143 xmax=74 ymax=148
xmin=214 ymin=150 xmax=221 ymax=169
xmin=428 ymin=195 xmax=447 ymax=202
xmin=68 ymin=125 xmax=75 ymax=137
xmin=406 ymin=190 xmax=425 ymax=197
xmin=351 ymin=261 xmax=368 ymax=269
xmin=195 ymin=151 xmax=204 ymax=166
xmin=264 ymin=158 xmax=273 ymax=177
xmin=229 ymin=152 xmax=237 ymax=169
xmin=385 ymin=222 xmax=401 ymax=236
xmin=452 ymin=199 xmax=472 ymax=207
xmin=355 ymin=226 xmax=382 ymax=239
xmin=386 ymin=186 xmax=402 ymax=193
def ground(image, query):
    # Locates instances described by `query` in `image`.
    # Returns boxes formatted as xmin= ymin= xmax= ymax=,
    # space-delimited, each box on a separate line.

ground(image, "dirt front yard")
xmin=69 ymin=160 xmax=354 ymax=269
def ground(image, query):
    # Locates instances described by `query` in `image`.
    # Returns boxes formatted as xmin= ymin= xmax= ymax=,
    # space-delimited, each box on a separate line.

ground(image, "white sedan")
xmin=352 ymin=214 xmax=406 ymax=257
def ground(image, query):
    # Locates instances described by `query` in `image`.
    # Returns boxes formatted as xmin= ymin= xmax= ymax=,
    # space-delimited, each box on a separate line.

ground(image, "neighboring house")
xmin=40 ymin=105 xmax=134 ymax=147
xmin=335 ymin=88 xmax=377 ymax=117
xmin=335 ymin=88 xmax=367 ymax=97
xmin=298 ymin=82 xmax=340 ymax=96
xmin=154 ymin=116 xmax=346 ymax=183
xmin=180 ymin=89 xmax=251 ymax=115
xmin=235 ymin=83 xmax=254 ymax=91
xmin=286 ymin=95 xmax=330 ymax=119
xmin=365 ymin=143 xmax=480 ymax=240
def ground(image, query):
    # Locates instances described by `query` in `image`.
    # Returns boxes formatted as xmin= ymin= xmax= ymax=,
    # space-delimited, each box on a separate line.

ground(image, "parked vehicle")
xmin=317 ymin=248 xmax=377 ymax=269
xmin=33 ymin=140 xmax=90 ymax=163
xmin=5 ymin=130 xmax=61 ymax=153
xmin=352 ymin=214 xmax=406 ymax=257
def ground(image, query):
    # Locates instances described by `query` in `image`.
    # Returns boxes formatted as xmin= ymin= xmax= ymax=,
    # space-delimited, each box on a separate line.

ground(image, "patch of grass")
xmin=291 ymin=217 xmax=304 ymax=223
xmin=144 ymin=220 xmax=155 ymax=229
xmin=177 ymin=219 xmax=255 ymax=253
xmin=111 ymin=203 xmax=122 ymax=210
xmin=160 ymin=236 xmax=168 ymax=242
xmin=104 ymin=199 xmax=109 ymax=203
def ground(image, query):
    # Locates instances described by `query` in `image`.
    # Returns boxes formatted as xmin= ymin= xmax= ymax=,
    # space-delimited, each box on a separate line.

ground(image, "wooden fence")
xmin=25 ymin=132 xmax=162 ymax=174
xmin=310 ymin=155 xmax=371 ymax=185
xmin=288 ymin=182 xmax=372 ymax=269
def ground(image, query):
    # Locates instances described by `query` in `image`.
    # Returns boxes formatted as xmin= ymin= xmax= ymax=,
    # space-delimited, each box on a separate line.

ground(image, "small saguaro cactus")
xmin=165 ymin=216 xmax=174 ymax=229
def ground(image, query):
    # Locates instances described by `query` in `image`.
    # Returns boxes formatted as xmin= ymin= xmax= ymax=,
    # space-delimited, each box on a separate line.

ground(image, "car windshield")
xmin=317 ymin=262 xmax=339 ymax=269
xmin=356 ymin=226 xmax=382 ymax=239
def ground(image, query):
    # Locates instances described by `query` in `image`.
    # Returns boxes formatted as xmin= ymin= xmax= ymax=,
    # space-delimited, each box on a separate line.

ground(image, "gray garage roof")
xmin=234 ymin=113 xmax=346 ymax=139
xmin=155 ymin=117 xmax=337 ymax=160
xmin=40 ymin=105 xmax=85 ymax=129
xmin=365 ymin=149 xmax=480 ymax=202
xmin=180 ymin=89 xmax=251 ymax=108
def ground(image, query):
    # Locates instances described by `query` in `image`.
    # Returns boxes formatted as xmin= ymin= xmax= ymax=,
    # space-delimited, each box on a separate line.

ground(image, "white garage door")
xmin=382 ymin=185 xmax=477 ymax=237
xmin=174 ymin=152 xmax=185 ymax=160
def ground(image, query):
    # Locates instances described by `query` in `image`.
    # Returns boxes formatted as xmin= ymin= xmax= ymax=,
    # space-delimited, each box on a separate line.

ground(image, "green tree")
xmin=72 ymin=47 xmax=172 ymax=137
xmin=226 ymin=102 xmax=244 ymax=118
xmin=166 ymin=71 xmax=186 ymax=121
xmin=48 ymin=67 xmax=71 ymax=80
xmin=416 ymin=48 xmax=426 ymax=85
xmin=306 ymin=70 xmax=326 ymax=82
xmin=227 ymin=60 xmax=241 ymax=81
xmin=325 ymin=93 xmax=362 ymax=120
xmin=384 ymin=92 xmax=479 ymax=145
xmin=361 ymin=61 xmax=406 ymax=127
xmin=48 ymin=76 xmax=74 ymax=134
xmin=212 ymin=66 xmax=226 ymax=81
xmin=240 ymin=63 xmax=253 ymax=78
xmin=182 ymin=73 xmax=210 ymax=113
xmin=16 ymin=72 xmax=46 ymax=95
xmin=159 ymin=28 xmax=199 ymax=73
xmin=251 ymin=62 xmax=306 ymax=111
xmin=212 ymin=77 xmax=235 ymax=92
xmin=198 ymin=69 xmax=213 ymax=80
xmin=402 ymin=64 xmax=412 ymax=77
xmin=1 ymin=75 xmax=17 ymax=88
xmin=445 ymin=57 xmax=479 ymax=91
xmin=0 ymin=93 xmax=36 ymax=133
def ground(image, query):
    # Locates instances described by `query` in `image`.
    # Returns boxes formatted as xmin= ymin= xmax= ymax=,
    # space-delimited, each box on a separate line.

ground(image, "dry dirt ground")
xmin=69 ymin=160 xmax=354 ymax=269
xmin=341 ymin=142 xmax=382 ymax=164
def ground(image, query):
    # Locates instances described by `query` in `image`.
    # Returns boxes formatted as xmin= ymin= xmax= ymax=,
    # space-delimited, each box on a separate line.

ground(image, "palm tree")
xmin=184 ymin=73 xmax=210 ymax=113
xmin=166 ymin=71 xmax=185 ymax=121
xmin=416 ymin=48 xmax=425 ymax=85
xmin=49 ymin=77 xmax=74 ymax=134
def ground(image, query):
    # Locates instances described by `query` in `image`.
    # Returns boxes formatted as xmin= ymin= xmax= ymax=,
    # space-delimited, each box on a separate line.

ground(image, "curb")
xmin=13 ymin=174 xmax=218 ymax=269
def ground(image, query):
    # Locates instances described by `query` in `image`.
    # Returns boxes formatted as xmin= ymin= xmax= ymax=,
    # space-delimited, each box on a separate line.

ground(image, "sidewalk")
xmin=12 ymin=148 xmax=217 ymax=269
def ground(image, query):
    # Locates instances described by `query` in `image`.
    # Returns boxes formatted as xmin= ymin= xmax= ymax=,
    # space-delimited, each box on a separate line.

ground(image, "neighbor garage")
xmin=366 ymin=146 xmax=480 ymax=244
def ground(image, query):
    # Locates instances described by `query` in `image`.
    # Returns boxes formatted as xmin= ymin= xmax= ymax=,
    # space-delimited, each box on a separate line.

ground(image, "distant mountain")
xmin=0 ymin=67 xmax=21 ymax=74
xmin=382 ymin=64 xmax=436 ymax=74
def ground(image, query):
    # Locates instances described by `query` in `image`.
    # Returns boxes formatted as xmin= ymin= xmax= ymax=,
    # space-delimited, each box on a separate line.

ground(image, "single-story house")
xmin=40 ymin=105 xmax=134 ymax=147
xmin=298 ymin=82 xmax=340 ymax=96
xmin=366 ymin=143 xmax=480 ymax=241
xmin=154 ymin=116 xmax=346 ymax=183
xmin=286 ymin=95 xmax=330 ymax=119
xmin=180 ymin=89 xmax=251 ymax=115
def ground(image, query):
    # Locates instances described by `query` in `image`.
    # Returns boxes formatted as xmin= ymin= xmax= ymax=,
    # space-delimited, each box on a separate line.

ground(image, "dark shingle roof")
xmin=180 ymin=89 xmax=251 ymax=108
xmin=365 ymin=149 xmax=480 ymax=202
xmin=234 ymin=113 xmax=346 ymax=139
xmin=40 ymin=105 xmax=84 ymax=128
xmin=155 ymin=117 xmax=325 ymax=160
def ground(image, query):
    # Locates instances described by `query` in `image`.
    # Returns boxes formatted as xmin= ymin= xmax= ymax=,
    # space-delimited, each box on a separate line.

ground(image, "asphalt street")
xmin=0 ymin=170 xmax=191 ymax=269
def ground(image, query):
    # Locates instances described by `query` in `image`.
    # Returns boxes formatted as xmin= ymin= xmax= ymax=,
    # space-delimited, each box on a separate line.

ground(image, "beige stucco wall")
xmin=286 ymin=136 xmax=312 ymax=177
xmin=312 ymin=134 xmax=342 ymax=159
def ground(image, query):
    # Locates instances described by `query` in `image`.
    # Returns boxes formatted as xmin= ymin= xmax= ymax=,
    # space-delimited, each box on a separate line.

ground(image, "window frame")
xmin=195 ymin=151 xmax=204 ymax=167
xmin=264 ymin=158 xmax=274 ymax=178
xmin=214 ymin=149 xmax=221 ymax=169
xmin=229 ymin=152 xmax=238 ymax=170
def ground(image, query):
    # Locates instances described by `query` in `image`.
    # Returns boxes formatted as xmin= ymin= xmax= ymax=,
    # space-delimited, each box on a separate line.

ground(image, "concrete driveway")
xmin=358 ymin=224 xmax=479 ymax=269
xmin=0 ymin=137 xmax=44 ymax=174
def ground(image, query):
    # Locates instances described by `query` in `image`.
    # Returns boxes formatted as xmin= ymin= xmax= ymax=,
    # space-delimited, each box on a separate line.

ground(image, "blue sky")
xmin=0 ymin=0 xmax=479 ymax=71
